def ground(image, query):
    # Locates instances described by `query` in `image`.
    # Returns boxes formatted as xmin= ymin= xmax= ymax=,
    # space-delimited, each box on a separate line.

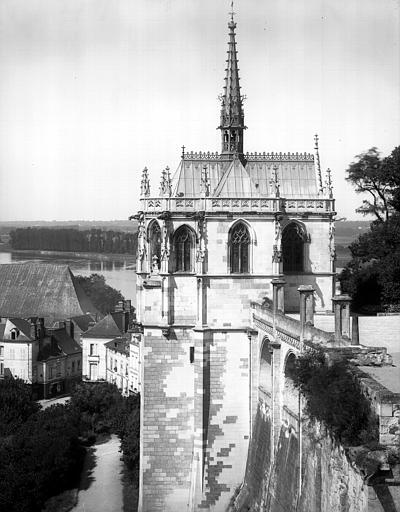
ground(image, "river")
xmin=0 ymin=251 xmax=137 ymax=305
xmin=71 ymin=435 xmax=124 ymax=512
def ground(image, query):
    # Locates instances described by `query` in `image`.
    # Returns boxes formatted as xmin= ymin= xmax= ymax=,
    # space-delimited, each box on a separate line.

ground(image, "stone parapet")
xmin=141 ymin=196 xmax=335 ymax=215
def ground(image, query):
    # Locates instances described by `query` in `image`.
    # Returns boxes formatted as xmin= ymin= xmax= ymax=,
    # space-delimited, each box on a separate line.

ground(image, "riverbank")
xmin=0 ymin=248 xmax=135 ymax=262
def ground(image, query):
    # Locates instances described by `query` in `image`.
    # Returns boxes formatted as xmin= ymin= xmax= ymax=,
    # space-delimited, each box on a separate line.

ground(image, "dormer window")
xmin=10 ymin=329 xmax=19 ymax=340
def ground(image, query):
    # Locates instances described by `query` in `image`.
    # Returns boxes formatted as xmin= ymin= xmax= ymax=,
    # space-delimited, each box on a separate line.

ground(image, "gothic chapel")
xmin=133 ymin=9 xmax=336 ymax=512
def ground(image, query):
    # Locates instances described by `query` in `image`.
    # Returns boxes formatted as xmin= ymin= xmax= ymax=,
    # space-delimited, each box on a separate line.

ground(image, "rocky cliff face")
xmin=234 ymin=401 xmax=370 ymax=512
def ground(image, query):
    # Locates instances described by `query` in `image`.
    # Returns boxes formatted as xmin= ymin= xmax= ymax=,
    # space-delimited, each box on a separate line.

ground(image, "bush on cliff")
xmin=292 ymin=348 xmax=378 ymax=446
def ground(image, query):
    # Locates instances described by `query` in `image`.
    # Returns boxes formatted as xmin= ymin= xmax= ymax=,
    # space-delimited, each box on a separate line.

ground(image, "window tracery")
xmin=229 ymin=222 xmax=250 ymax=273
xmin=174 ymin=226 xmax=194 ymax=272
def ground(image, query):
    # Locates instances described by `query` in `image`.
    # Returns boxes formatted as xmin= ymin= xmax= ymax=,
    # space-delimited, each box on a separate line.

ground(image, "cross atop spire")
xmin=229 ymin=1 xmax=235 ymax=22
xmin=218 ymin=2 xmax=246 ymax=158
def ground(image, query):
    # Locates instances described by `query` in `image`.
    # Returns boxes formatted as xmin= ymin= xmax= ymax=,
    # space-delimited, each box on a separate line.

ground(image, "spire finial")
xmin=201 ymin=165 xmax=210 ymax=197
xmin=160 ymin=166 xmax=172 ymax=197
xmin=270 ymin=165 xmax=280 ymax=197
xmin=229 ymin=1 xmax=235 ymax=22
xmin=314 ymin=133 xmax=323 ymax=194
xmin=140 ymin=167 xmax=150 ymax=197
xmin=325 ymin=168 xmax=333 ymax=198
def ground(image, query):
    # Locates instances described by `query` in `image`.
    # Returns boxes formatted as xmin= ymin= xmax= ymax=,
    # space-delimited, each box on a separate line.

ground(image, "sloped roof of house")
xmin=0 ymin=263 xmax=99 ymax=323
xmin=53 ymin=329 xmax=81 ymax=355
xmin=105 ymin=337 xmax=129 ymax=356
xmin=70 ymin=314 xmax=96 ymax=332
xmin=82 ymin=313 xmax=123 ymax=339
xmin=37 ymin=328 xmax=81 ymax=361
xmin=8 ymin=318 xmax=33 ymax=339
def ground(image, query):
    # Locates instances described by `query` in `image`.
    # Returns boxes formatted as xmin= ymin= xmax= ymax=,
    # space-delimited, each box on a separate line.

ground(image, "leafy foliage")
xmin=340 ymin=214 xmax=400 ymax=312
xmin=292 ymin=348 xmax=377 ymax=446
xmin=116 ymin=394 xmax=140 ymax=471
xmin=0 ymin=378 xmax=40 ymax=436
xmin=9 ymin=227 xmax=137 ymax=254
xmin=345 ymin=147 xmax=394 ymax=222
xmin=68 ymin=381 xmax=125 ymax=436
xmin=341 ymin=145 xmax=400 ymax=312
xmin=0 ymin=404 xmax=84 ymax=512
xmin=76 ymin=273 xmax=124 ymax=314
xmin=0 ymin=381 xmax=140 ymax=512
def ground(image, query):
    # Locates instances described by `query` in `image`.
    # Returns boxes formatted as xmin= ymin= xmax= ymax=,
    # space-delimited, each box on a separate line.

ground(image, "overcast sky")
xmin=0 ymin=0 xmax=399 ymax=221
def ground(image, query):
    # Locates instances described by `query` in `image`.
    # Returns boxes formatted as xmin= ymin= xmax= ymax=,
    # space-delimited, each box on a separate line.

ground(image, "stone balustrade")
xmin=141 ymin=196 xmax=335 ymax=214
xmin=181 ymin=151 xmax=314 ymax=162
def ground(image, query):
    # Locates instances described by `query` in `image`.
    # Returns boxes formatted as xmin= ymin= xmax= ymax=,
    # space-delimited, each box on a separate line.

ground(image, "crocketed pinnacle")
xmin=219 ymin=11 xmax=245 ymax=156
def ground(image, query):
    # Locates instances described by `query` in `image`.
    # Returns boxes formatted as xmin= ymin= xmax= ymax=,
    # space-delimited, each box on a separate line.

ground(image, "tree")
xmin=0 ymin=378 xmax=40 ymax=437
xmin=346 ymin=147 xmax=394 ymax=222
xmin=341 ymin=146 xmax=400 ymax=312
xmin=0 ymin=405 xmax=84 ymax=512
xmin=382 ymin=146 xmax=400 ymax=213
xmin=76 ymin=273 xmax=124 ymax=314
xmin=292 ymin=348 xmax=377 ymax=446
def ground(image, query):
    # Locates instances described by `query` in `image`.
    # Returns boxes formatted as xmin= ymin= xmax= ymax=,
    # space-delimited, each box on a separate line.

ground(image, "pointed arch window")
xmin=148 ymin=222 xmax=161 ymax=270
xmin=229 ymin=222 xmax=250 ymax=273
xmin=174 ymin=226 xmax=194 ymax=272
xmin=282 ymin=223 xmax=305 ymax=272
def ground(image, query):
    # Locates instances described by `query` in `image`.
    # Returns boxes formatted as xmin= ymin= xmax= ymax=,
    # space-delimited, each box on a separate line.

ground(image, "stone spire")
xmin=218 ymin=3 xmax=246 ymax=158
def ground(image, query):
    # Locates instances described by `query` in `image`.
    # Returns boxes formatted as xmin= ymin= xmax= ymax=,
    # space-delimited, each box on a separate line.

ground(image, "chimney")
xmin=332 ymin=293 xmax=352 ymax=342
xmin=114 ymin=300 xmax=125 ymax=312
xmin=36 ymin=318 xmax=45 ymax=340
xmin=30 ymin=318 xmax=38 ymax=340
xmin=298 ymin=285 xmax=315 ymax=341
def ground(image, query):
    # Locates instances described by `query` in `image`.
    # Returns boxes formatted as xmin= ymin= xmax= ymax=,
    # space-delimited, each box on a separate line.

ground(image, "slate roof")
xmin=53 ymin=329 xmax=81 ymax=356
xmin=0 ymin=263 xmax=99 ymax=323
xmin=8 ymin=318 xmax=33 ymax=339
xmin=172 ymin=155 xmax=319 ymax=198
xmin=37 ymin=328 xmax=81 ymax=361
xmin=82 ymin=313 xmax=123 ymax=339
xmin=105 ymin=337 xmax=129 ymax=355
xmin=70 ymin=314 xmax=96 ymax=332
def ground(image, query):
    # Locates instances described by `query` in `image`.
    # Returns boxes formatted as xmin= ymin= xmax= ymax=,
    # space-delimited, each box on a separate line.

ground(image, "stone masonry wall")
xmin=140 ymin=326 xmax=195 ymax=512
xmin=207 ymin=278 xmax=270 ymax=328
xmin=196 ymin=330 xmax=251 ymax=511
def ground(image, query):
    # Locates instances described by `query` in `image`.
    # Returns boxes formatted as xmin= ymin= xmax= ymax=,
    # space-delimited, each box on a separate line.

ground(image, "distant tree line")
xmin=0 ymin=379 xmax=140 ymax=512
xmin=9 ymin=227 xmax=137 ymax=255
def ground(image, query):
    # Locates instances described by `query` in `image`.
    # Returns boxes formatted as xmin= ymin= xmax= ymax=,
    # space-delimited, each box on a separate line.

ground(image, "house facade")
xmin=0 ymin=317 xmax=81 ymax=398
xmin=81 ymin=300 xmax=135 ymax=382
xmin=105 ymin=338 xmax=130 ymax=395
